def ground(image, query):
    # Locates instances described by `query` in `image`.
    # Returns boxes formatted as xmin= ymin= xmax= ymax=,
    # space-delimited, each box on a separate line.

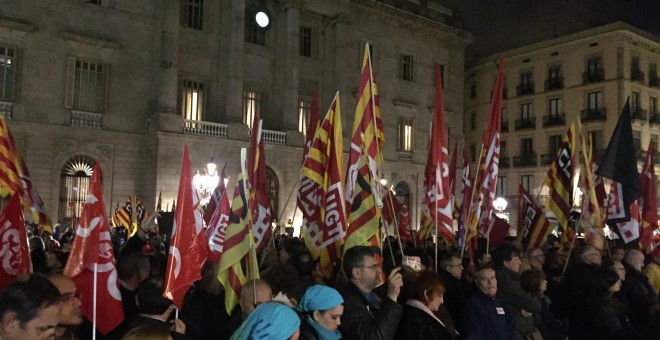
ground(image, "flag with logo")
xmin=596 ymin=98 xmax=640 ymax=222
xmin=517 ymin=185 xmax=552 ymax=251
xmin=297 ymin=90 xmax=321 ymax=235
xmin=300 ymin=93 xmax=346 ymax=277
xmin=0 ymin=194 xmax=31 ymax=288
xmin=639 ymin=142 xmax=658 ymax=250
xmin=63 ymin=162 xmax=123 ymax=334
xmin=163 ymin=146 xmax=209 ymax=308
xmin=205 ymin=188 xmax=231 ymax=263
xmin=578 ymin=122 xmax=605 ymax=249
xmin=544 ymin=122 xmax=576 ymax=231
xmin=248 ymin=117 xmax=272 ymax=252
xmin=465 ymin=60 xmax=504 ymax=248
xmin=608 ymin=182 xmax=640 ymax=244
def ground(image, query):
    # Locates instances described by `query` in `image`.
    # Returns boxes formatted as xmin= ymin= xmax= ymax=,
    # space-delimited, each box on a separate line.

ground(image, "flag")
xmin=205 ymin=188 xmax=231 ymax=263
xmin=0 ymin=117 xmax=53 ymax=234
xmin=300 ymin=93 xmax=346 ymax=277
xmin=203 ymin=163 xmax=227 ymax=226
xmin=465 ymin=59 xmax=504 ymax=247
xmin=608 ymin=183 xmax=640 ymax=244
xmin=398 ymin=203 xmax=412 ymax=244
xmin=381 ymin=189 xmax=400 ymax=226
xmin=346 ymin=43 xmax=384 ymax=208
xmin=112 ymin=196 xmax=148 ymax=238
xmin=218 ymin=149 xmax=259 ymax=314
xmin=163 ymin=146 xmax=209 ymax=308
xmin=578 ymin=123 xmax=605 ymax=250
xmin=488 ymin=215 xmax=511 ymax=248
xmin=639 ymin=142 xmax=658 ymax=250
xmin=63 ymin=162 xmax=123 ymax=334
xmin=0 ymin=194 xmax=31 ymax=288
xmin=544 ymin=122 xmax=576 ymax=230
xmin=301 ymin=90 xmax=321 ymax=166
xmin=596 ymin=98 xmax=640 ymax=221
xmin=248 ymin=117 xmax=273 ymax=252
xmin=517 ymin=184 xmax=552 ymax=251
xmin=450 ymin=142 xmax=460 ymax=222
xmin=458 ymin=148 xmax=472 ymax=250
xmin=297 ymin=90 xmax=321 ymax=250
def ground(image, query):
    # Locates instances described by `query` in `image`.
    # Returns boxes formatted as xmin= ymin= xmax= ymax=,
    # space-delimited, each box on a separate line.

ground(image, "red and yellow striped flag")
xmin=544 ymin=122 xmax=576 ymax=231
xmin=217 ymin=150 xmax=259 ymax=314
xmin=517 ymin=184 xmax=552 ymax=251
xmin=346 ymin=43 xmax=384 ymax=208
xmin=578 ymin=121 xmax=605 ymax=249
xmin=300 ymin=92 xmax=346 ymax=277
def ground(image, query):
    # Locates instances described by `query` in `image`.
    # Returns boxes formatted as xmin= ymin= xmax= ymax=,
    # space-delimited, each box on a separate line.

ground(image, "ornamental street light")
xmin=193 ymin=160 xmax=219 ymax=205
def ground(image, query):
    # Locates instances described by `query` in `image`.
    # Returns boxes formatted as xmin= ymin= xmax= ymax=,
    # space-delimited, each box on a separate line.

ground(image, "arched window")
xmin=266 ymin=166 xmax=279 ymax=219
xmin=59 ymin=156 xmax=96 ymax=226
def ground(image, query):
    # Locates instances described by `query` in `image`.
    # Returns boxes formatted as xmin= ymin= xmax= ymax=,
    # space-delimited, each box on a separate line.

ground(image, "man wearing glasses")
xmin=48 ymin=274 xmax=83 ymax=339
xmin=339 ymin=246 xmax=403 ymax=340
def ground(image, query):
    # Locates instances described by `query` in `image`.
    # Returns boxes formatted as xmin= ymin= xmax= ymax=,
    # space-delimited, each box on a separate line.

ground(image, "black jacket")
xmin=584 ymin=295 xmax=638 ymax=340
xmin=395 ymin=304 xmax=452 ymax=340
xmin=438 ymin=269 xmax=467 ymax=334
xmin=338 ymin=282 xmax=403 ymax=340
xmin=620 ymin=264 xmax=659 ymax=337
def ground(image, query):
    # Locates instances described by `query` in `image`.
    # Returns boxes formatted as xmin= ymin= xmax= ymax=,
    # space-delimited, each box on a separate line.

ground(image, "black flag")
xmin=596 ymin=98 xmax=640 ymax=222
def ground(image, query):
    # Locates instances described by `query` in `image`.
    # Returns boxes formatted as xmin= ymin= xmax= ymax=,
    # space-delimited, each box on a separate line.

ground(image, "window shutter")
xmin=103 ymin=63 xmax=110 ymax=114
xmin=65 ymin=57 xmax=76 ymax=108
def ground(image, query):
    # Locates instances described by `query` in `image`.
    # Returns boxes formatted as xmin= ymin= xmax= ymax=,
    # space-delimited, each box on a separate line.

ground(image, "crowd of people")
xmin=1 ymin=222 xmax=659 ymax=340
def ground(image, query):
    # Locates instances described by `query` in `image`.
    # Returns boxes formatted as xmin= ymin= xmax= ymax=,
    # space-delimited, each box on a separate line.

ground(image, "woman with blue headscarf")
xmin=230 ymin=302 xmax=301 ymax=340
xmin=297 ymin=285 xmax=344 ymax=340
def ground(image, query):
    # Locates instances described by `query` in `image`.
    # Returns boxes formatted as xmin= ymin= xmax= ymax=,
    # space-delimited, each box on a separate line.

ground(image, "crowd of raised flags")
xmin=1 ymin=43 xmax=660 ymax=337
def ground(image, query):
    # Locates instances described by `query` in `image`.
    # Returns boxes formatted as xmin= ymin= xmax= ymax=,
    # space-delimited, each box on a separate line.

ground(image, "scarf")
xmin=306 ymin=315 xmax=342 ymax=340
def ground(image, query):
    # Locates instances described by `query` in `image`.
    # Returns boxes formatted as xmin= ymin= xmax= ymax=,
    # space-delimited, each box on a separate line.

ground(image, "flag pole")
xmin=385 ymin=189 xmax=405 ymax=256
xmin=92 ymin=263 xmax=98 ymax=340
xmin=461 ymin=142 xmax=486 ymax=260
xmin=434 ymin=197 xmax=438 ymax=272
xmin=374 ymin=185 xmax=396 ymax=266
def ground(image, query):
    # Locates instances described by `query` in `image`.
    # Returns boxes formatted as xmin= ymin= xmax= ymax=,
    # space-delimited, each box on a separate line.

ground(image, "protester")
xmin=610 ymin=245 xmax=625 ymax=262
xmin=643 ymin=248 xmax=660 ymax=292
xmin=181 ymin=262 xmax=241 ymax=340
xmin=238 ymin=279 xmax=273 ymax=320
xmin=621 ymin=249 xmax=658 ymax=338
xmin=519 ymin=269 xmax=567 ymax=340
xmin=526 ymin=248 xmax=545 ymax=271
xmin=0 ymin=274 xmax=62 ymax=340
xmin=230 ymin=302 xmax=300 ymax=340
xmin=584 ymin=269 xmax=638 ymax=339
xmin=48 ymin=274 xmax=83 ymax=339
xmin=297 ymin=284 xmax=344 ymax=340
xmin=338 ymin=245 xmax=403 ymax=340
xmin=463 ymin=266 xmax=515 ymax=340
xmin=492 ymin=243 xmax=541 ymax=340
xmin=565 ymin=245 xmax=601 ymax=339
xmin=395 ymin=270 xmax=453 ymax=340
xmin=437 ymin=252 xmax=467 ymax=335
xmin=121 ymin=325 xmax=172 ymax=340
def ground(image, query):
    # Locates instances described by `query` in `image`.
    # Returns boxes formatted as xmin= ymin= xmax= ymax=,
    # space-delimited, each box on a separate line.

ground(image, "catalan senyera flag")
xmin=544 ymin=122 xmax=576 ymax=231
xmin=344 ymin=135 xmax=381 ymax=255
xmin=0 ymin=117 xmax=53 ymax=234
xmin=218 ymin=149 xmax=259 ymax=314
xmin=578 ymin=122 xmax=605 ymax=250
xmin=248 ymin=117 xmax=273 ymax=252
xmin=0 ymin=194 xmax=31 ymax=289
xmin=112 ymin=196 xmax=148 ymax=238
xmin=346 ymin=43 xmax=384 ymax=208
xmin=639 ymin=142 xmax=658 ymax=250
xmin=465 ymin=59 xmax=504 ymax=248
xmin=300 ymin=93 xmax=346 ymax=277
xmin=163 ymin=146 xmax=209 ymax=308
xmin=517 ymin=185 xmax=552 ymax=251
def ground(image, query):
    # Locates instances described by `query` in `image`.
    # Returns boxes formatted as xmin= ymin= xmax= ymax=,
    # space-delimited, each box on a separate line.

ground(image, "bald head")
xmin=624 ymin=249 xmax=644 ymax=272
xmin=48 ymin=274 xmax=83 ymax=326
xmin=239 ymin=279 xmax=272 ymax=319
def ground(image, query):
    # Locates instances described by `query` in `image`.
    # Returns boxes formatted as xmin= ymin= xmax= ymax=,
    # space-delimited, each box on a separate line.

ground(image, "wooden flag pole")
xmin=92 ymin=263 xmax=98 ymax=340
xmin=385 ymin=189 xmax=405 ymax=257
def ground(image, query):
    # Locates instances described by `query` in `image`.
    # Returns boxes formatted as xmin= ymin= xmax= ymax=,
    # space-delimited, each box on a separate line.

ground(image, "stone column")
xmin=220 ymin=0 xmax=248 ymax=140
xmin=151 ymin=0 xmax=183 ymax=133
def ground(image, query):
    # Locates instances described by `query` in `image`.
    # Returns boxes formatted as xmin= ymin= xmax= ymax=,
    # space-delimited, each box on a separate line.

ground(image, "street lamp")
xmin=493 ymin=197 xmax=508 ymax=216
xmin=193 ymin=159 xmax=219 ymax=205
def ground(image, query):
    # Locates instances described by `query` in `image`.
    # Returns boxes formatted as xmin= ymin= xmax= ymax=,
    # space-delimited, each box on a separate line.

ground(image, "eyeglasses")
xmin=60 ymin=291 xmax=81 ymax=303
xmin=359 ymin=264 xmax=381 ymax=271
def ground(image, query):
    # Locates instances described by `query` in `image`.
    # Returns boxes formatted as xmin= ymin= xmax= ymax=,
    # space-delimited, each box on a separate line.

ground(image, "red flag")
xmin=399 ymin=203 xmax=412 ymax=244
xmin=517 ymin=185 xmax=552 ymax=251
xmin=0 ymin=194 xmax=30 ymax=288
xmin=488 ymin=215 xmax=510 ymax=248
xmin=424 ymin=64 xmax=453 ymax=242
xmin=458 ymin=148 xmax=472 ymax=251
xmin=63 ymin=162 xmax=123 ymax=334
xmin=382 ymin=189 xmax=400 ymax=225
xmin=248 ymin=117 xmax=273 ymax=252
xmin=639 ymin=142 xmax=658 ymax=250
xmin=164 ymin=146 xmax=209 ymax=308
xmin=466 ymin=59 xmax=504 ymax=246
xmin=203 ymin=163 xmax=227 ymax=226
xmin=205 ymin=189 xmax=231 ymax=263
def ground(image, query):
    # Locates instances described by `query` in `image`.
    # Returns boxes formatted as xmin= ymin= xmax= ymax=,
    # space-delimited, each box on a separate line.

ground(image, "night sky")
xmin=440 ymin=0 xmax=660 ymax=65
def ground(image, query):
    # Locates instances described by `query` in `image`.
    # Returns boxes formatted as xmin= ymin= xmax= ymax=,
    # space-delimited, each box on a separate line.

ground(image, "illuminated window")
xmin=243 ymin=91 xmax=262 ymax=128
xmin=179 ymin=80 xmax=204 ymax=121
xmin=0 ymin=46 xmax=15 ymax=101
xmin=398 ymin=118 xmax=413 ymax=151
xmin=298 ymin=99 xmax=311 ymax=136
xmin=59 ymin=156 xmax=96 ymax=226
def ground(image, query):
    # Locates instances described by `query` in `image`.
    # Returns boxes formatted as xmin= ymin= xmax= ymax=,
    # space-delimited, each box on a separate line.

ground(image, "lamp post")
xmin=192 ymin=160 xmax=219 ymax=206
xmin=493 ymin=196 xmax=508 ymax=221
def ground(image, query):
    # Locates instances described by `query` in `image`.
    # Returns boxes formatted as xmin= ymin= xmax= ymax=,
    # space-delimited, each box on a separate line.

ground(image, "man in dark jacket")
xmin=438 ymin=252 xmax=467 ymax=335
xmin=338 ymin=246 xmax=403 ymax=340
xmin=621 ymin=249 xmax=658 ymax=339
xmin=565 ymin=245 xmax=601 ymax=339
xmin=463 ymin=266 xmax=516 ymax=340
xmin=492 ymin=243 xmax=541 ymax=340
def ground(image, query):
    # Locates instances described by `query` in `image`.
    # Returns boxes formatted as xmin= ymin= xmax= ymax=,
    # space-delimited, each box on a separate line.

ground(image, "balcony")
xmin=515 ymin=118 xmax=536 ymax=130
xmin=543 ymin=113 xmax=565 ymax=127
xmin=540 ymin=154 xmax=555 ymax=165
xmin=397 ymin=151 xmax=413 ymax=162
xmin=582 ymin=69 xmax=604 ymax=83
xmin=513 ymin=154 xmax=537 ymax=167
xmin=631 ymin=108 xmax=647 ymax=123
xmin=516 ymin=84 xmax=534 ymax=96
xmin=501 ymin=121 xmax=509 ymax=132
xmin=70 ymin=110 xmax=102 ymax=129
xmin=631 ymin=69 xmax=645 ymax=82
xmin=649 ymin=76 xmax=660 ymax=88
xmin=0 ymin=101 xmax=13 ymax=120
xmin=581 ymin=108 xmax=607 ymax=122
xmin=544 ymin=78 xmax=564 ymax=91
xmin=183 ymin=120 xmax=228 ymax=138
xmin=500 ymin=155 xmax=510 ymax=168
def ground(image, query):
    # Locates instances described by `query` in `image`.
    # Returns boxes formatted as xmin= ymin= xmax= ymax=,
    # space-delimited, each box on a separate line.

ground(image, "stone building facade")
xmin=0 ymin=0 xmax=471 ymax=233
xmin=464 ymin=22 xmax=660 ymax=230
